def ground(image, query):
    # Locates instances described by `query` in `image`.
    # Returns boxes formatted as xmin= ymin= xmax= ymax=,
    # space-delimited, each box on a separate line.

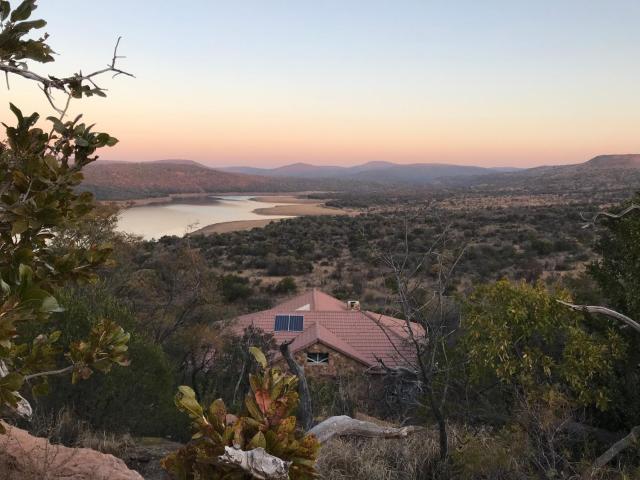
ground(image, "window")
xmin=306 ymin=352 xmax=329 ymax=365
xmin=273 ymin=314 xmax=304 ymax=332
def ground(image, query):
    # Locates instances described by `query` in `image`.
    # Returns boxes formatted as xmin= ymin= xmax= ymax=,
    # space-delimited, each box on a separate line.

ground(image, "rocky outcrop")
xmin=0 ymin=422 xmax=143 ymax=480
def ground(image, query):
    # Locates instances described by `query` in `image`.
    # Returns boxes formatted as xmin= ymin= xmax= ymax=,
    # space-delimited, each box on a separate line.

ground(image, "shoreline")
xmin=191 ymin=219 xmax=282 ymax=235
xmin=100 ymin=191 xmax=327 ymax=208
xmin=189 ymin=195 xmax=353 ymax=235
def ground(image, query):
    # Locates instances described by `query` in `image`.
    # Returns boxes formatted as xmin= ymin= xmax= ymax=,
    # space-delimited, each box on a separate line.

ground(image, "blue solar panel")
xmin=274 ymin=314 xmax=304 ymax=331
xmin=274 ymin=315 xmax=289 ymax=331
xmin=289 ymin=315 xmax=304 ymax=331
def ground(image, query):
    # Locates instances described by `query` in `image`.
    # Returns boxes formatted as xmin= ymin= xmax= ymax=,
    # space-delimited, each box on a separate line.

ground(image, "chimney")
xmin=347 ymin=300 xmax=361 ymax=311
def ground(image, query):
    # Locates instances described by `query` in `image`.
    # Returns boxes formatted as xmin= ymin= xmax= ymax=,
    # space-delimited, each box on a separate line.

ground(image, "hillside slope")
xmin=82 ymin=161 xmax=292 ymax=200
xmin=467 ymin=154 xmax=640 ymax=196
xmin=223 ymin=161 xmax=517 ymax=182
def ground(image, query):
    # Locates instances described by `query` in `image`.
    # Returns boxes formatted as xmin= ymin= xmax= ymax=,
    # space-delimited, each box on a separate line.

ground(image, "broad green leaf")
xmin=249 ymin=346 xmax=267 ymax=368
xmin=11 ymin=0 xmax=38 ymax=22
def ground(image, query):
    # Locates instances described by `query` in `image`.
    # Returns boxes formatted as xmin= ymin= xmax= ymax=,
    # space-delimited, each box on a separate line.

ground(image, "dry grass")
xmin=317 ymin=431 xmax=443 ymax=480
xmin=76 ymin=428 xmax=134 ymax=457
xmin=28 ymin=407 xmax=133 ymax=456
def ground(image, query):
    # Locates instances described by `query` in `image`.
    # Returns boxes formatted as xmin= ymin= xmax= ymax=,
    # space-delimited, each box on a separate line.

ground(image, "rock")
xmin=0 ymin=422 xmax=143 ymax=480
xmin=122 ymin=437 xmax=182 ymax=480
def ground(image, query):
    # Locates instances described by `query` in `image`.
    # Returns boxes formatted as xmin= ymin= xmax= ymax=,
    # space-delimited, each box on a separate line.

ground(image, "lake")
xmin=116 ymin=196 xmax=292 ymax=240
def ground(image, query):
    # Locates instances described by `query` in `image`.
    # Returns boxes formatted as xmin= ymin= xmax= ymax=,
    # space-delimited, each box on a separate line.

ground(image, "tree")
xmin=588 ymin=195 xmax=640 ymax=321
xmin=559 ymin=199 xmax=640 ymax=474
xmin=0 ymin=0 xmax=132 ymax=429
xmin=115 ymin=241 xmax=222 ymax=345
xmin=376 ymin=222 xmax=466 ymax=460
xmin=462 ymin=280 xmax=626 ymax=411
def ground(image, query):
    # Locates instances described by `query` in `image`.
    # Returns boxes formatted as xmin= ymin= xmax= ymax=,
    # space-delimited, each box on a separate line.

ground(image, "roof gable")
xmin=276 ymin=322 xmax=373 ymax=366
xmin=234 ymin=290 xmax=419 ymax=368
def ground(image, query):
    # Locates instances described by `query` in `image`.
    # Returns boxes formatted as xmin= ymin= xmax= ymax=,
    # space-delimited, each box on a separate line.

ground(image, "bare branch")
xmin=557 ymin=300 xmax=640 ymax=334
xmin=279 ymin=340 xmax=314 ymax=431
xmin=24 ymin=365 xmax=74 ymax=382
xmin=581 ymin=203 xmax=640 ymax=228
xmin=583 ymin=426 xmax=640 ymax=478
xmin=0 ymin=36 xmax=134 ymax=114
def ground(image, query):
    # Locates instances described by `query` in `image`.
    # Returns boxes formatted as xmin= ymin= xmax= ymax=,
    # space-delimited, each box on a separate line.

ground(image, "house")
xmin=233 ymin=289 xmax=420 ymax=376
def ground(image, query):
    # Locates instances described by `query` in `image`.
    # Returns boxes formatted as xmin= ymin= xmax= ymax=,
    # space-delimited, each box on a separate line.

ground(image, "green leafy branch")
xmin=0 ymin=0 xmax=133 ymax=116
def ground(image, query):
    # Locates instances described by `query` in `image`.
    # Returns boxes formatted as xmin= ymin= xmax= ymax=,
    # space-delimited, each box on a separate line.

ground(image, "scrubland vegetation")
xmin=1 ymin=2 xmax=640 ymax=479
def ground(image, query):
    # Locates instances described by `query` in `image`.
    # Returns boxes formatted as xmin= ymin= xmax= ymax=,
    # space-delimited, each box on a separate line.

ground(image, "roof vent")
xmin=347 ymin=300 xmax=361 ymax=311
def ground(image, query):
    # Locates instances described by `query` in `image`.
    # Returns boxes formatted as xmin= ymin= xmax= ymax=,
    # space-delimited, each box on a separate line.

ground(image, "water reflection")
xmin=116 ymin=196 xmax=291 ymax=240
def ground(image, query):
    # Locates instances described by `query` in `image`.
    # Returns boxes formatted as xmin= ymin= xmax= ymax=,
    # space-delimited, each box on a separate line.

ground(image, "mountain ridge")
xmin=84 ymin=154 xmax=640 ymax=200
xmin=221 ymin=161 xmax=522 ymax=183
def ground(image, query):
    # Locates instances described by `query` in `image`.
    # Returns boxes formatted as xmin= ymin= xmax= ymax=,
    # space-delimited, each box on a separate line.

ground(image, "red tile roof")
xmin=233 ymin=289 xmax=419 ymax=368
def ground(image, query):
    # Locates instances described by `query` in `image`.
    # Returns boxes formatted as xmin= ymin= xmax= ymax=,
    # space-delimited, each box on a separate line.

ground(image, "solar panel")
xmin=274 ymin=314 xmax=304 ymax=331
xmin=289 ymin=315 xmax=304 ymax=331
xmin=274 ymin=315 xmax=289 ymax=331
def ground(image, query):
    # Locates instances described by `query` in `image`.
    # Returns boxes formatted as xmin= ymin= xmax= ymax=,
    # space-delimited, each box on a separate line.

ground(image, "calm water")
xmin=116 ymin=196 xmax=292 ymax=240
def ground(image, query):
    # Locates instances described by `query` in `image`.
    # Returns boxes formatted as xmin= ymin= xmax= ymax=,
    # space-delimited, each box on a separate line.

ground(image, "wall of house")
xmin=274 ymin=342 xmax=412 ymax=420
xmin=274 ymin=342 xmax=366 ymax=377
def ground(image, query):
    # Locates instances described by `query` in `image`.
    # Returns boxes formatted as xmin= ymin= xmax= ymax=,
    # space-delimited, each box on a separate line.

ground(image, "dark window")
xmin=274 ymin=314 xmax=304 ymax=332
xmin=306 ymin=352 xmax=329 ymax=365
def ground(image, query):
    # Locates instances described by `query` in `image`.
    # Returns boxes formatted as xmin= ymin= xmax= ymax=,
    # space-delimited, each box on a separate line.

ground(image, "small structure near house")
xmin=233 ymin=289 xmax=419 ymax=376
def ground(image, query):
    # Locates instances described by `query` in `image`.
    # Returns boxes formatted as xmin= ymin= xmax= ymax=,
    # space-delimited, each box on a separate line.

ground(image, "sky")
xmin=4 ymin=0 xmax=640 ymax=168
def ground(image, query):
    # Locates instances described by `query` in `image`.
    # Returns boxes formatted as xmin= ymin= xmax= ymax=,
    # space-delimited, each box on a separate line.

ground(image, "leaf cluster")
xmin=462 ymin=280 xmax=627 ymax=411
xmin=162 ymin=348 xmax=320 ymax=479
xmin=0 ymin=1 xmax=53 ymax=66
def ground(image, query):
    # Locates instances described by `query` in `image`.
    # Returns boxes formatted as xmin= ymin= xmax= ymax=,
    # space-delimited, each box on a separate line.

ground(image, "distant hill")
xmin=222 ymin=161 xmax=520 ymax=184
xmin=583 ymin=154 xmax=640 ymax=169
xmin=467 ymin=154 xmax=640 ymax=195
xmin=81 ymin=155 xmax=640 ymax=201
xmin=82 ymin=160 xmax=299 ymax=200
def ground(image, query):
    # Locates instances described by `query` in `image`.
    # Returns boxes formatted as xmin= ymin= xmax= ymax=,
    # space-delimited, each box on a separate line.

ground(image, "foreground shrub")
xmin=162 ymin=348 xmax=320 ymax=479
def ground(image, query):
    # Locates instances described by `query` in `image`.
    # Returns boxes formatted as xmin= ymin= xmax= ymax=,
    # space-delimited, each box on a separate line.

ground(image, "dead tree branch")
xmin=309 ymin=415 xmax=424 ymax=444
xmin=582 ymin=426 xmax=640 ymax=478
xmin=1 ymin=36 xmax=133 ymax=115
xmin=279 ymin=339 xmax=314 ymax=431
xmin=581 ymin=203 xmax=640 ymax=228
xmin=218 ymin=446 xmax=291 ymax=480
xmin=557 ymin=300 xmax=640 ymax=334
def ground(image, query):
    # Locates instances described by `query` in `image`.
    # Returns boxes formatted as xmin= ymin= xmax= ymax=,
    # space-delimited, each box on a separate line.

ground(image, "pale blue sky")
xmin=6 ymin=1 xmax=640 ymax=167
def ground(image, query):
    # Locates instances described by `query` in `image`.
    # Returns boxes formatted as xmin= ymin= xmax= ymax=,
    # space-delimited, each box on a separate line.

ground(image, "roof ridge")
xmin=361 ymin=310 xmax=418 ymax=342
xmin=313 ymin=322 xmax=372 ymax=366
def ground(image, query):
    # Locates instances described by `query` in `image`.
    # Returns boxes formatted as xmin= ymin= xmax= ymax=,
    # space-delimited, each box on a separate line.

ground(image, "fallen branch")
xmin=217 ymin=446 xmax=291 ymax=480
xmin=583 ymin=426 xmax=640 ymax=478
xmin=308 ymin=415 xmax=424 ymax=444
xmin=557 ymin=300 xmax=640 ymax=334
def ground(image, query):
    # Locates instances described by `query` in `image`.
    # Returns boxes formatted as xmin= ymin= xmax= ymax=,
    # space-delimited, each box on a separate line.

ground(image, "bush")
xmin=274 ymin=276 xmax=298 ymax=294
xmin=219 ymin=274 xmax=253 ymax=302
xmin=33 ymin=287 xmax=186 ymax=438
xmin=162 ymin=348 xmax=320 ymax=479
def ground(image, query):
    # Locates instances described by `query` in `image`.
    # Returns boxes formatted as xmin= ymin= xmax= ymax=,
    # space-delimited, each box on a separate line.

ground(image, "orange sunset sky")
xmin=4 ymin=1 xmax=640 ymax=168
